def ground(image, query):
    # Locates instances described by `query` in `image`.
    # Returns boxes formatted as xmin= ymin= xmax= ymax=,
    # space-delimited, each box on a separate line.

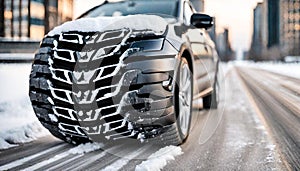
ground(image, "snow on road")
xmin=225 ymin=64 xmax=278 ymax=150
xmin=135 ymin=145 xmax=183 ymax=171
xmin=68 ymin=142 xmax=104 ymax=154
xmin=0 ymin=64 xmax=49 ymax=149
xmin=21 ymin=143 xmax=104 ymax=171
xmin=102 ymin=146 xmax=151 ymax=171
xmin=0 ymin=142 xmax=104 ymax=171
xmin=230 ymin=61 xmax=300 ymax=79
xmin=0 ymin=144 xmax=68 ymax=171
xmin=0 ymin=61 xmax=297 ymax=169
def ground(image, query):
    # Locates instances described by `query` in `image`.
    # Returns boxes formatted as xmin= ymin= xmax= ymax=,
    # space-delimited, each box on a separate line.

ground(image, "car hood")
xmin=47 ymin=15 xmax=168 ymax=36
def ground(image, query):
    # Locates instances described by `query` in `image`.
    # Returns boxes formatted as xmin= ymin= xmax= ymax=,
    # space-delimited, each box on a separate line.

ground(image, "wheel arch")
xmin=177 ymin=44 xmax=194 ymax=74
xmin=182 ymin=50 xmax=193 ymax=73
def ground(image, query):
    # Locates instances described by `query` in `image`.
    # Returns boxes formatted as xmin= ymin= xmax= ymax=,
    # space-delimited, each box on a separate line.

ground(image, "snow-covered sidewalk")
xmin=0 ymin=63 xmax=49 ymax=150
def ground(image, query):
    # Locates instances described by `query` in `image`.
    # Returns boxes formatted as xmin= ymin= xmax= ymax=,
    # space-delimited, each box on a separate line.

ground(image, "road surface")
xmin=237 ymin=67 xmax=300 ymax=171
xmin=1 ymin=65 xmax=299 ymax=170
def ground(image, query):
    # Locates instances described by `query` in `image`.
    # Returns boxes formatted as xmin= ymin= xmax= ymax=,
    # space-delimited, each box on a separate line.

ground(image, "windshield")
xmin=81 ymin=0 xmax=178 ymax=18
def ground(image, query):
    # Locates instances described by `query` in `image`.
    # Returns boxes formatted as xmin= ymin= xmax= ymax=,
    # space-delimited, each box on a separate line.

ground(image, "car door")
xmin=183 ymin=1 xmax=215 ymax=94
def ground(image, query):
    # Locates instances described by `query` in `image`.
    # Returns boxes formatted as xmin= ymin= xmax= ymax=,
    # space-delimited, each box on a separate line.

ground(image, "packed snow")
xmin=0 ymin=122 xmax=48 ymax=150
xmin=69 ymin=142 xmax=104 ymax=154
xmin=0 ymin=64 xmax=49 ymax=149
xmin=135 ymin=145 xmax=183 ymax=171
xmin=102 ymin=146 xmax=150 ymax=171
xmin=48 ymin=15 xmax=168 ymax=36
xmin=221 ymin=62 xmax=282 ymax=167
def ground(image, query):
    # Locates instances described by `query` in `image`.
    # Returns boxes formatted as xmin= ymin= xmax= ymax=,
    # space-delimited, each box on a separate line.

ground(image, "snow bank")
xmin=0 ymin=114 xmax=48 ymax=150
xmin=135 ymin=146 xmax=183 ymax=171
xmin=0 ymin=122 xmax=48 ymax=150
xmin=0 ymin=64 xmax=49 ymax=150
xmin=48 ymin=15 xmax=168 ymax=36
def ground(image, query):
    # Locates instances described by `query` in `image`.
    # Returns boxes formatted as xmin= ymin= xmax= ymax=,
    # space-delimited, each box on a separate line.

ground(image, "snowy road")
xmin=237 ymin=67 xmax=300 ymax=170
xmin=1 ymin=63 xmax=299 ymax=170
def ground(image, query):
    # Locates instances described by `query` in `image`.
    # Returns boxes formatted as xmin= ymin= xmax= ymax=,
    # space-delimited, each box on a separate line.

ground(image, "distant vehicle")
xmin=29 ymin=0 xmax=219 ymax=145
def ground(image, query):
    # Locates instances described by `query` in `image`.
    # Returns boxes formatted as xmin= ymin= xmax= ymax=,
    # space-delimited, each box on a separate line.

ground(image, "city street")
xmin=0 ymin=62 xmax=299 ymax=170
xmin=0 ymin=0 xmax=299 ymax=170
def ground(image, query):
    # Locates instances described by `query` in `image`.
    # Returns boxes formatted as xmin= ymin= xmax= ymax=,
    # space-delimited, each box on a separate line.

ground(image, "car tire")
xmin=30 ymin=31 xmax=193 ymax=145
xmin=29 ymin=44 xmax=90 ymax=145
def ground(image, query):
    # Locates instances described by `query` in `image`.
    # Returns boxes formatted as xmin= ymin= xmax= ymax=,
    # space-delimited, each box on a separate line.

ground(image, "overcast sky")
xmin=74 ymin=0 xmax=263 ymax=59
xmin=205 ymin=0 xmax=263 ymax=59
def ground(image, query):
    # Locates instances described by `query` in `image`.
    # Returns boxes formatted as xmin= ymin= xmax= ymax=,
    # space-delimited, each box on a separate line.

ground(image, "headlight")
xmin=130 ymin=38 xmax=164 ymax=52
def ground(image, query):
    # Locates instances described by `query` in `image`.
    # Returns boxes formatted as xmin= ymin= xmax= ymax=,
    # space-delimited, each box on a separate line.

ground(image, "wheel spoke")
xmin=184 ymin=107 xmax=188 ymax=127
xmin=183 ymin=79 xmax=191 ymax=92
xmin=186 ymin=93 xmax=191 ymax=107
xmin=180 ymin=110 xmax=185 ymax=126
xmin=179 ymin=93 xmax=185 ymax=103
xmin=183 ymin=66 xmax=188 ymax=84
xmin=178 ymin=61 xmax=192 ymax=137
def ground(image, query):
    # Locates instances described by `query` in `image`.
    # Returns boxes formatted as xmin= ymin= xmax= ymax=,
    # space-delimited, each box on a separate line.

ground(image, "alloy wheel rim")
xmin=178 ymin=62 xmax=192 ymax=137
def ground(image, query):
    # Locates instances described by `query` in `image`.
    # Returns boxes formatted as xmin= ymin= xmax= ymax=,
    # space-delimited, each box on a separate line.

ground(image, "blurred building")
xmin=0 ymin=0 xmax=73 ymax=40
xmin=190 ymin=0 xmax=204 ymax=12
xmin=250 ymin=0 xmax=300 ymax=60
xmin=243 ymin=51 xmax=249 ymax=60
xmin=266 ymin=0 xmax=280 ymax=48
xmin=249 ymin=3 xmax=265 ymax=61
xmin=216 ymin=28 xmax=235 ymax=61
xmin=280 ymin=0 xmax=300 ymax=56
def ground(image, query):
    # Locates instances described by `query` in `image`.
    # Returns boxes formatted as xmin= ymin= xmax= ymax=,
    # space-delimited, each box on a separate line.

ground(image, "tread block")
xmin=39 ymin=47 xmax=52 ymax=54
xmin=31 ymin=64 xmax=51 ymax=78
xmin=33 ymin=106 xmax=52 ymax=122
xmin=29 ymin=91 xmax=50 ymax=103
xmin=42 ymin=37 xmax=56 ymax=47
xmin=30 ymin=77 xmax=49 ymax=90
xmin=34 ymin=53 xmax=50 ymax=63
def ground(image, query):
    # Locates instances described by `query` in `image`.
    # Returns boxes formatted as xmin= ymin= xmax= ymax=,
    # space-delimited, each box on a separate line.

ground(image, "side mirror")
xmin=190 ymin=13 xmax=214 ymax=29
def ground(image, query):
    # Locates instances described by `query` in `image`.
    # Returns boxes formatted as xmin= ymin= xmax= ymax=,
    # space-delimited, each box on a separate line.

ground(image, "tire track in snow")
xmin=237 ymin=67 xmax=299 ymax=170
xmin=52 ymin=145 xmax=122 ymax=171
xmin=21 ymin=143 xmax=104 ymax=171
xmin=0 ymin=143 xmax=68 ymax=170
